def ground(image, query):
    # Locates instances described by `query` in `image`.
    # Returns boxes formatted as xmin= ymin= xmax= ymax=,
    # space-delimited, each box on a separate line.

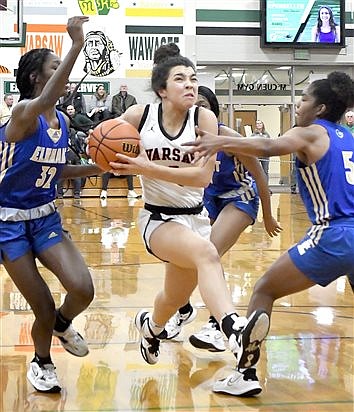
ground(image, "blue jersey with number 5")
xmin=296 ymin=119 xmax=354 ymax=225
xmin=0 ymin=111 xmax=68 ymax=209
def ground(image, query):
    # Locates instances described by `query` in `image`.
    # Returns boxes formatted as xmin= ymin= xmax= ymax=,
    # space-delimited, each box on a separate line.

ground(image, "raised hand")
xmin=66 ymin=16 xmax=89 ymax=46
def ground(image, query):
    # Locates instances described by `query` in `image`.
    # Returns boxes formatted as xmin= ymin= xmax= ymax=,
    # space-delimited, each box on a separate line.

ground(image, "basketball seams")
xmin=100 ymin=122 xmax=140 ymax=140
xmin=96 ymin=136 xmax=140 ymax=142
xmin=88 ymin=118 xmax=140 ymax=170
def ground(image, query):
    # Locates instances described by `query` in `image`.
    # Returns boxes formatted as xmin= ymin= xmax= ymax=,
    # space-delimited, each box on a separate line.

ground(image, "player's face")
xmin=295 ymin=85 xmax=324 ymax=127
xmin=160 ymin=65 xmax=198 ymax=109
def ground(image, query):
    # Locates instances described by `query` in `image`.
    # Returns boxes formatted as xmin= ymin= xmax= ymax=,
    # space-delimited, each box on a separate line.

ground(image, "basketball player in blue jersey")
xmin=183 ymin=71 xmax=354 ymax=396
xmin=106 ymin=43 xmax=269 ymax=396
xmin=0 ymin=16 xmax=102 ymax=393
xmin=165 ymin=86 xmax=281 ymax=361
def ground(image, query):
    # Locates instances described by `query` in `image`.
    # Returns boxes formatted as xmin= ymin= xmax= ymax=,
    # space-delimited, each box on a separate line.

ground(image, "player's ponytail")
xmin=311 ymin=71 xmax=354 ymax=122
xmin=153 ymin=43 xmax=181 ymax=65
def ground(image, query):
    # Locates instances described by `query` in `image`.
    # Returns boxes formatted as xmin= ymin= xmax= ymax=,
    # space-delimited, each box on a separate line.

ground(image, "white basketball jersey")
xmin=139 ymin=103 xmax=203 ymax=207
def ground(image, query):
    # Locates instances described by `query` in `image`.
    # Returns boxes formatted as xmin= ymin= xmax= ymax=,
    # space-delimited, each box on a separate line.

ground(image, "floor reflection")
xmin=1 ymin=195 xmax=353 ymax=412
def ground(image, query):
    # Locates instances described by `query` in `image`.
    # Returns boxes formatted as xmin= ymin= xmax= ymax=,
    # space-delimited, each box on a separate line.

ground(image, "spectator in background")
xmin=68 ymin=82 xmax=87 ymax=114
xmin=57 ymin=105 xmax=91 ymax=201
xmin=100 ymin=84 xmax=139 ymax=200
xmin=343 ymin=110 xmax=354 ymax=136
xmin=58 ymin=82 xmax=86 ymax=114
xmin=111 ymin=84 xmax=137 ymax=117
xmin=57 ymin=82 xmax=71 ymax=107
xmin=56 ymin=145 xmax=83 ymax=200
xmin=100 ymin=173 xmax=139 ymax=201
xmin=0 ymin=94 xmax=14 ymax=125
xmin=64 ymin=104 xmax=94 ymax=134
xmin=250 ymin=120 xmax=271 ymax=183
xmin=86 ymin=84 xmax=112 ymax=124
xmin=311 ymin=6 xmax=340 ymax=43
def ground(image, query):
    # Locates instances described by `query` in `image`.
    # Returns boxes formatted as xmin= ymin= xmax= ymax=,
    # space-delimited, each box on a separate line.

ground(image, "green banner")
xmin=3 ymin=81 xmax=110 ymax=95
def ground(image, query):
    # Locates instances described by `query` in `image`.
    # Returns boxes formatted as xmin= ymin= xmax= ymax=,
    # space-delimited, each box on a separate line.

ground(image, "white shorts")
xmin=138 ymin=207 xmax=211 ymax=257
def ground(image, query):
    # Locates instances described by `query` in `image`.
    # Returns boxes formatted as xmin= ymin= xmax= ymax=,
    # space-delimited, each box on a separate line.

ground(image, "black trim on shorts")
xmin=144 ymin=203 xmax=203 ymax=215
xmin=142 ymin=212 xmax=172 ymax=259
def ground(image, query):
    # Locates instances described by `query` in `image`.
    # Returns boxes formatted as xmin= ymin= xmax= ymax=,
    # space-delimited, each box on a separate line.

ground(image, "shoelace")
xmin=176 ymin=310 xmax=194 ymax=326
xmin=168 ymin=313 xmax=180 ymax=327
xmin=42 ymin=364 xmax=57 ymax=380
xmin=201 ymin=322 xmax=218 ymax=331
xmin=65 ymin=328 xmax=82 ymax=343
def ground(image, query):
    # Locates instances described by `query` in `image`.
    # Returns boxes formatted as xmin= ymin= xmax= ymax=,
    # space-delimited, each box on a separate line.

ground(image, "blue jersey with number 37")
xmin=296 ymin=119 xmax=354 ymax=225
xmin=0 ymin=111 xmax=68 ymax=209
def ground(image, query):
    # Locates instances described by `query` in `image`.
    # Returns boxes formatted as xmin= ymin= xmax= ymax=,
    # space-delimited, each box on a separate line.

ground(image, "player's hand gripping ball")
xmin=88 ymin=118 xmax=140 ymax=171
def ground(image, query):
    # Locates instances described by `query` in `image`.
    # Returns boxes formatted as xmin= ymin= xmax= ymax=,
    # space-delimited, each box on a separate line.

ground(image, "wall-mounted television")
xmin=260 ymin=0 xmax=345 ymax=48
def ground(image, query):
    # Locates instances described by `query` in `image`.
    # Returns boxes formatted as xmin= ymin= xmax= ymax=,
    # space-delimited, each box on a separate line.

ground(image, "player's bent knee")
xmin=69 ymin=277 xmax=94 ymax=305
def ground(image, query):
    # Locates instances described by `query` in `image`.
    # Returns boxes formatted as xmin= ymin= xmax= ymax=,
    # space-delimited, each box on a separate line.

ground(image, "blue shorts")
xmin=203 ymin=191 xmax=259 ymax=222
xmin=0 ymin=211 xmax=63 ymax=263
xmin=288 ymin=221 xmax=354 ymax=287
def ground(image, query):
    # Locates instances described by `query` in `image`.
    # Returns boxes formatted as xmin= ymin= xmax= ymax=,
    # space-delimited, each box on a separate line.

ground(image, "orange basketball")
xmin=88 ymin=118 xmax=140 ymax=171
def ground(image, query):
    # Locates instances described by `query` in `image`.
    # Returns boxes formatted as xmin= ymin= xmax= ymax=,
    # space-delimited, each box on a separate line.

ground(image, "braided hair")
xmin=16 ymin=48 xmax=53 ymax=101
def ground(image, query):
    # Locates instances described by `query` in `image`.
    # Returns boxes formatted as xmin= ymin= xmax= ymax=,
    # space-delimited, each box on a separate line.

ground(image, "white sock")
xmin=148 ymin=316 xmax=164 ymax=336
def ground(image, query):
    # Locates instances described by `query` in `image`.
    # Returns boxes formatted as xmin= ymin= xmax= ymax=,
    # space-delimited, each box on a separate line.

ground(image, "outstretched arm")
xmin=183 ymin=126 xmax=313 ymax=165
xmin=7 ymin=16 xmax=89 ymax=142
xmin=59 ymin=163 xmax=103 ymax=179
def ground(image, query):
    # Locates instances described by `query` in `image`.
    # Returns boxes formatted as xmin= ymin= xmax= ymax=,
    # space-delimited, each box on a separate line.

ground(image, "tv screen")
xmin=261 ymin=0 xmax=345 ymax=48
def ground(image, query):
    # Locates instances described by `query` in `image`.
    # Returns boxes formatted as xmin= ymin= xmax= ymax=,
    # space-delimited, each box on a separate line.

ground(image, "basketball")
xmin=88 ymin=118 xmax=140 ymax=171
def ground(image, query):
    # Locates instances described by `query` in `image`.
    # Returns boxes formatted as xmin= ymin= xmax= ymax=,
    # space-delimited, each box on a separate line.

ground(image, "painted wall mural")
xmin=78 ymin=0 xmax=120 ymax=16
xmin=0 ymin=0 xmax=187 ymax=80
xmin=83 ymin=30 xmax=121 ymax=77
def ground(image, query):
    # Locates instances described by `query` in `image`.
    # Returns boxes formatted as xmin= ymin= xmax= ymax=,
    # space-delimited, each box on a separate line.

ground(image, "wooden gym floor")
xmin=0 ymin=193 xmax=353 ymax=412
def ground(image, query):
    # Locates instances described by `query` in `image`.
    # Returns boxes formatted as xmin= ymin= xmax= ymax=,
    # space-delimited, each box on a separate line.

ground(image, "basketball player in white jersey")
xmin=108 ymin=43 xmax=268 ymax=396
